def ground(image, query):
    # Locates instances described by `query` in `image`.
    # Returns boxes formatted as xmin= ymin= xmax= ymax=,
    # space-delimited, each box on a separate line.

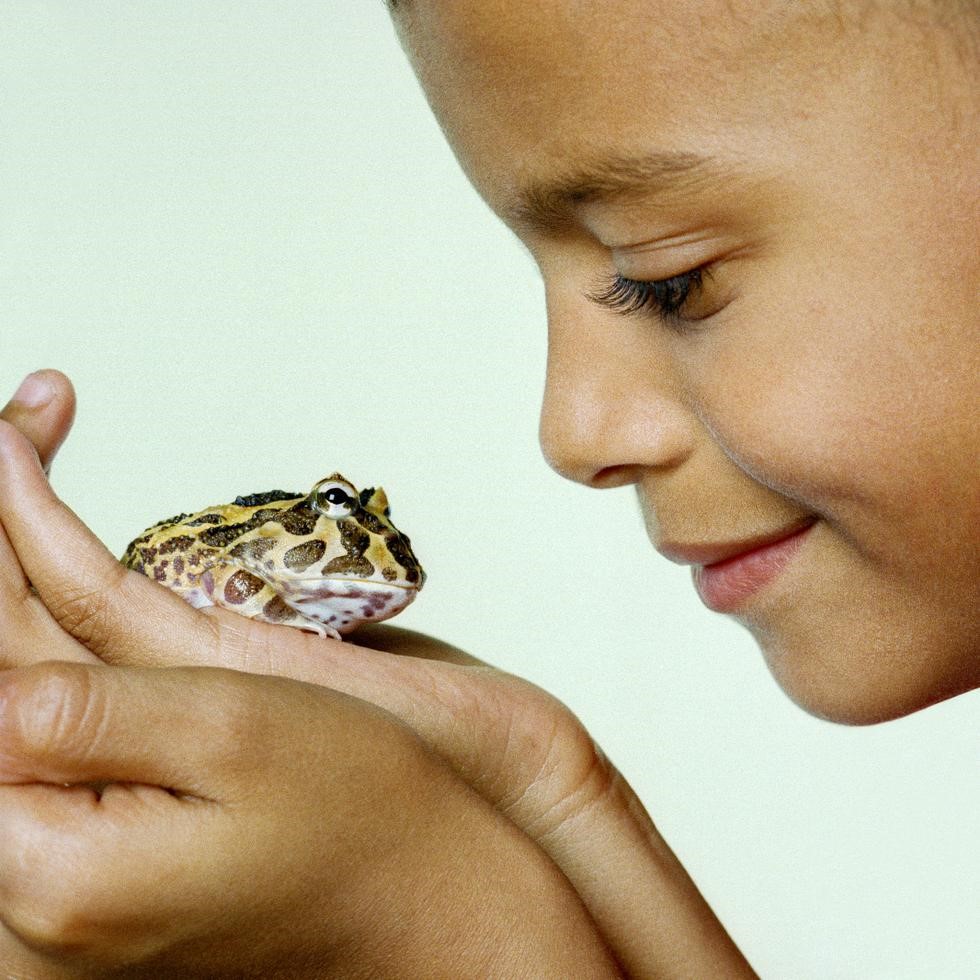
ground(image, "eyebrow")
xmin=502 ymin=150 xmax=718 ymax=231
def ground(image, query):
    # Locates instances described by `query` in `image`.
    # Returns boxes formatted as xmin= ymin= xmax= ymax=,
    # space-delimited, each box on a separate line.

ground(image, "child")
xmin=0 ymin=0 xmax=975 ymax=974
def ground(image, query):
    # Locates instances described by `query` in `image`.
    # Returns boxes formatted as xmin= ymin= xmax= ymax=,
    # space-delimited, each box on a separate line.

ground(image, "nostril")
xmin=589 ymin=464 xmax=642 ymax=490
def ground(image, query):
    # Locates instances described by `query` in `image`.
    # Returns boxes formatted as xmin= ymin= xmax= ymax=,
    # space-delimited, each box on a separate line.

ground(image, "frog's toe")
xmin=300 ymin=622 xmax=343 ymax=641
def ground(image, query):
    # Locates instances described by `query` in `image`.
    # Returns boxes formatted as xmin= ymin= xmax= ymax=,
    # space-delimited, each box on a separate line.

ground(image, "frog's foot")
xmin=285 ymin=616 xmax=344 ymax=641
xmin=182 ymin=588 xmax=215 ymax=610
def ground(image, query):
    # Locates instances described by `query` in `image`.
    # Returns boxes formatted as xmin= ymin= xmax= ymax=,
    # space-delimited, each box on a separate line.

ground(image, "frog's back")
xmin=121 ymin=488 xmax=306 ymax=583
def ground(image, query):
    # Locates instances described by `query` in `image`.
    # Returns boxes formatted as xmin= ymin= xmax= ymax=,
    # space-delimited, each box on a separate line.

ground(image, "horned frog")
xmin=122 ymin=473 xmax=425 ymax=639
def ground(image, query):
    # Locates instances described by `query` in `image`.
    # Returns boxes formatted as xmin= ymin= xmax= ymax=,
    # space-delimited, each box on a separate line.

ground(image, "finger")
xmin=0 ymin=560 xmax=100 ymax=667
xmin=204 ymin=616 xmax=509 ymax=781
xmin=0 ymin=660 xmax=394 ymax=806
xmin=0 ymin=421 xmax=220 ymax=666
xmin=266 ymin=622 xmax=604 ymax=833
xmin=0 ymin=661 xmax=252 ymax=960
xmin=0 ymin=661 xmax=248 ymax=794
xmin=0 ymin=473 xmax=97 ymax=668
xmin=0 ymin=369 xmax=76 ymax=474
xmin=355 ymin=624 xmax=485 ymax=666
xmin=0 ymin=663 xmax=229 ymax=961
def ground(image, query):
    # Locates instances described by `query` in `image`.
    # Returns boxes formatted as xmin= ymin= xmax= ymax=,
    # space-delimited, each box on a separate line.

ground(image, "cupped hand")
xmin=0 ymin=405 xmax=612 ymax=846
xmin=0 ymin=660 xmax=618 ymax=976
xmin=0 ymin=374 xmax=755 ymax=977
xmin=0 ymin=376 xmax=597 ymax=828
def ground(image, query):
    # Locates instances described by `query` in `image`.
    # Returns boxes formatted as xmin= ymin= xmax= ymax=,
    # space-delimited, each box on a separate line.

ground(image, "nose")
xmin=538 ymin=293 xmax=696 ymax=488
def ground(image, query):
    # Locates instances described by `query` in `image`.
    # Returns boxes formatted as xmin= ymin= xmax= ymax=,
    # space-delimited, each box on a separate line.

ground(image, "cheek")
xmin=693 ymin=301 xmax=978 ymax=566
xmin=693 ymin=319 xmax=979 ymax=723
xmin=697 ymin=275 xmax=900 ymax=476
xmin=692 ymin=322 xmax=882 ymax=508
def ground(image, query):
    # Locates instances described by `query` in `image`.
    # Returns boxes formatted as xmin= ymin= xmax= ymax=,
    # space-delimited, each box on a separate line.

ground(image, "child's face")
xmin=394 ymin=0 xmax=979 ymax=723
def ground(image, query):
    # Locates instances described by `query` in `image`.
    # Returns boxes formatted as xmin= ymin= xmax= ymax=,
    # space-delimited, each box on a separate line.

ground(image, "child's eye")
xmin=588 ymin=268 xmax=710 ymax=325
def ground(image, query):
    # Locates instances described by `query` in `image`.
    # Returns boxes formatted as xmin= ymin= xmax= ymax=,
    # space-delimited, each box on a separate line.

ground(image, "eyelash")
xmin=589 ymin=268 xmax=706 ymax=324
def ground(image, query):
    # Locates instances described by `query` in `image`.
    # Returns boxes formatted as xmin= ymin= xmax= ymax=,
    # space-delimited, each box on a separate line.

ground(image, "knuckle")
xmin=44 ymin=561 xmax=129 ymax=654
xmin=491 ymin=681 xmax=616 ymax=837
xmin=210 ymin=609 xmax=260 ymax=671
xmin=1 ymin=822 xmax=120 ymax=961
xmin=534 ymin=724 xmax=617 ymax=835
xmin=5 ymin=885 xmax=92 ymax=958
xmin=4 ymin=880 xmax=139 ymax=965
xmin=1 ymin=662 xmax=103 ymax=766
xmin=425 ymin=665 xmax=609 ymax=829
xmin=0 ymin=798 xmax=174 ymax=967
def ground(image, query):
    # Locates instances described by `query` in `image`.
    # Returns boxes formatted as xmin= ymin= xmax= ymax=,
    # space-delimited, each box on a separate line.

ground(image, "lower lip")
xmin=693 ymin=524 xmax=813 ymax=613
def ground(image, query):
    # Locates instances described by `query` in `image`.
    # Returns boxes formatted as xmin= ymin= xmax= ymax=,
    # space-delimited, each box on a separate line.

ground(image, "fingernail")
xmin=11 ymin=372 xmax=54 ymax=409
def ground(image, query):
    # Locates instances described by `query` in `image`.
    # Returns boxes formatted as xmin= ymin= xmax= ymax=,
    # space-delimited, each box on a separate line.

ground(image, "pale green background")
xmin=2 ymin=3 xmax=976 ymax=977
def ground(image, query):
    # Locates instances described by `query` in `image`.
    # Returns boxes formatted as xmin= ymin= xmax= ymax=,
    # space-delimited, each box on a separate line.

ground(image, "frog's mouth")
xmin=287 ymin=577 xmax=421 ymax=632
xmin=291 ymin=576 xmax=422 ymax=593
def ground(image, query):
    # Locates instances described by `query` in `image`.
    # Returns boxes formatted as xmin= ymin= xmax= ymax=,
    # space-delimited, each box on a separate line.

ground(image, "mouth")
xmin=662 ymin=520 xmax=817 ymax=614
xmin=292 ymin=577 xmax=420 ymax=592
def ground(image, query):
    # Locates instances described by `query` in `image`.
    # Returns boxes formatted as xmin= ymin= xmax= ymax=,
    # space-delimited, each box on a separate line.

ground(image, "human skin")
xmin=393 ymin=0 xmax=980 ymax=725
xmin=0 ymin=662 xmax=617 ymax=977
xmin=0 ymin=378 xmax=750 ymax=976
xmin=0 ymin=0 xmax=977 ymax=974
xmin=0 ymin=401 xmax=619 ymax=973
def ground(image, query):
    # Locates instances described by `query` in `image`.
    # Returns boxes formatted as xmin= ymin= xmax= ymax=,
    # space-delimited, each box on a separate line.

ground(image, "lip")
xmin=667 ymin=521 xmax=816 ymax=614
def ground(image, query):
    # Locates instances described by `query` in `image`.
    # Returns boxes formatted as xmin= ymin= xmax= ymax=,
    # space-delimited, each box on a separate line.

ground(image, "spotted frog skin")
xmin=121 ymin=474 xmax=425 ymax=639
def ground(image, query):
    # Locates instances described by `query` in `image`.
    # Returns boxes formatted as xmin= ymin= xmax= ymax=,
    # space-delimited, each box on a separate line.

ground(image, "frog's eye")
xmin=312 ymin=477 xmax=358 ymax=519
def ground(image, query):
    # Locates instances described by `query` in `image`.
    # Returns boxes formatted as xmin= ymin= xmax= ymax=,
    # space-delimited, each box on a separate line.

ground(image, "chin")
xmin=753 ymin=628 xmax=978 ymax=726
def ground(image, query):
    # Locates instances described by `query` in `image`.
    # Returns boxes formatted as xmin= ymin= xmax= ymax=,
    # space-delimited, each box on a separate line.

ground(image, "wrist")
xmin=536 ymin=760 xmax=757 ymax=979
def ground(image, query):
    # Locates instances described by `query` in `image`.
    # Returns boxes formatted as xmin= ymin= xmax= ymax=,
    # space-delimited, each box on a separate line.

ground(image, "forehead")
xmin=394 ymin=0 xmax=832 ymax=211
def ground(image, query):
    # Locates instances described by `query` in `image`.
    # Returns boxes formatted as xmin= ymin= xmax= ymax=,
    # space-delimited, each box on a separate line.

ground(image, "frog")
xmin=121 ymin=473 xmax=425 ymax=640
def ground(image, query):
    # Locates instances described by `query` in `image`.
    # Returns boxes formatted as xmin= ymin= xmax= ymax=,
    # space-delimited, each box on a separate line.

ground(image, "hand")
xmin=0 ymin=660 xmax=618 ymax=977
xmin=0 ymin=380 xmax=612 ymax=976
xmin=0 ymin=374 xmax=756 ymax=976
xmin=0 ymin=378 xmax=596 ymax=840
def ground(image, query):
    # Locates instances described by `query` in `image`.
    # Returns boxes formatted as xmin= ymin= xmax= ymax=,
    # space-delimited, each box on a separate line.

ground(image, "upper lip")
xmin=658 ymin=518 xmax=817 ymax=567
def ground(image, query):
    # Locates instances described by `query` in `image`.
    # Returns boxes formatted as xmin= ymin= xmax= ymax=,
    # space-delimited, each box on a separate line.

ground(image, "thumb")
xmin=0 ymin=661 xmax=265 ymax=797
xmin=0 ymin=369 xmax=76 ymax=475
